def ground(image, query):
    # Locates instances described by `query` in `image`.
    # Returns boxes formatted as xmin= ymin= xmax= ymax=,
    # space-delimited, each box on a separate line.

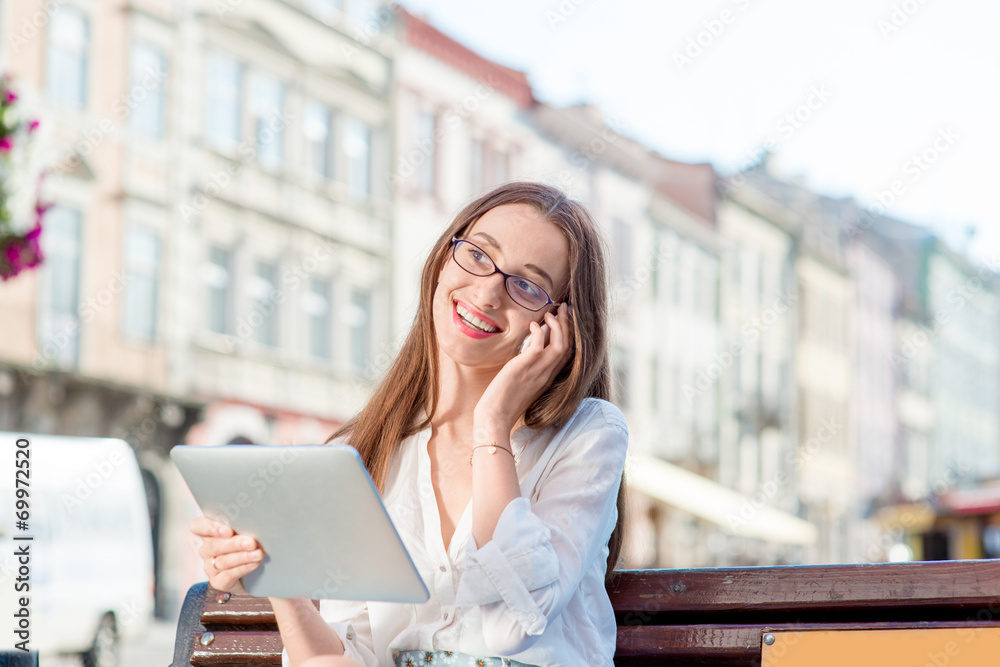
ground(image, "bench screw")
xmin=763 ymin=633 xmax=775 ymax=645
xmin=201 ymin=632 xmax=216 ymax=646
xmin=216 ymin=592 xmax=231 ymax=604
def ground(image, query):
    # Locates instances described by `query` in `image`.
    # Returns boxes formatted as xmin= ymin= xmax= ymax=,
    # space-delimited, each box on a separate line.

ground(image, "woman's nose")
xmin=473 ymin=271 xmax=506 ymax=309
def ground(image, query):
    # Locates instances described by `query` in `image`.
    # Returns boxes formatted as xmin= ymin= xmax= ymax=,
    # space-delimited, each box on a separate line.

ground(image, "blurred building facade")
xmin=844 ymin=219 xmax=899 ymax=505
xmin=865 ymin=217 xmax=1000 ymax=561
xmin=387 ymin=7 xmax=536 ymax=339
xmin=531 ymin=103 xmax=729 ymax=568
xmin=770 ymin=174 xmax=857 ymax=563
xmin=716 ymin=176 xmax=802 ymax=565
xmin=842 ymin=208 xmax=901 ymax=561
xmin=0 ymin=0 xmax=395 ymax=616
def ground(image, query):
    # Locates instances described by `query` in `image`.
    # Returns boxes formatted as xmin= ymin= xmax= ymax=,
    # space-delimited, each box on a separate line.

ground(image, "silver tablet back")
xmin=171 ymin=444 xmax=429 ymax=603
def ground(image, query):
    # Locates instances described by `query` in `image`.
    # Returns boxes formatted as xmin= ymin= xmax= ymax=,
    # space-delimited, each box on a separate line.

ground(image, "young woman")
xmin=190 ymin=182 xmax=629 ymax=667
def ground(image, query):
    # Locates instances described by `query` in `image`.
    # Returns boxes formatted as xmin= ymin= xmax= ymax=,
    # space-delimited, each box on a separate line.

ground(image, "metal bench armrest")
xmin=170 ymin=582 xmax=208 ymax=667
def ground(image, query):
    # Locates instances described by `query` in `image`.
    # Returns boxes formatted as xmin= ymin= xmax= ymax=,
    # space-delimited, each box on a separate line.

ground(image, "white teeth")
xmin=455 ymin=303 xmax=499 ymax=333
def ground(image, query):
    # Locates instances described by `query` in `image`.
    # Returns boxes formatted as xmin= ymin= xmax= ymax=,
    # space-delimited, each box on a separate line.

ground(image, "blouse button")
xmin=442 ymin=611 xmax=450 ymax=621
xmin=439 ymin=564 xmax=447 ymax=572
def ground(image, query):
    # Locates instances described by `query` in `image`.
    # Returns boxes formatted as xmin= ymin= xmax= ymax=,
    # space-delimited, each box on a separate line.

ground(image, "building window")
xmin=38 ymin=207 xmax=82 ymax=368
xmin=123 ymin=228 xmax=161 ymax=341
xmin=345 ymin=119 xmax=371 ymax=200
xmin=797 ymin=279 xmax=809 ymax=338
xmin=650 ymin=354 xmax=659 ymax=411
xmin=205 ymin=53 xmax=242 ymax=150
xmin=203 ymin=246 xmax=234 ymax=335
xmin=732 ymin=349 xmax=743 ymax=399
xmin=701 ymin=256 xmax=718 ymax=320
xmin=672 ymin=363 xmax=682 ymax=417
xmin=304 ymin=101 xmax=333 ymax=179
xmin=129 ymin=42 xmax=167 ymax=139
xmin=672 ymin=245 xmax=684 ymax=307
xmin=47 ymin=7 xmax=89 ymax=109
xmin=250 ymin=260 xmax=280 ymax=347
xmin=470 ymin=139 xmax=484 ymax=195
xmin=347 ymin=288 xmax=372 ymax=373
xmin=250 ymin=73 xmax=285 ymax=169
xmin=470 ymin=139 xmax=509 ymax=195
xmin=485 ymin=144 xmax=508 ymax=187
xmin=304 ymin=277 xmax=332 ymax=359
xmin=650 ymin=231 xmax=660 ymax=300
xmin=414 ymin=111 xmax=436 ymax=195
xmin=613 ymin=345 xmax=630 ymax=409
xmin=693 ymin=260 xmax=704 ymax=315
xmin=612 ymin=218 xmax=632 ymax=283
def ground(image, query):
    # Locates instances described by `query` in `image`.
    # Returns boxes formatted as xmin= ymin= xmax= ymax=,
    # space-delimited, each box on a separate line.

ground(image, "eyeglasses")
xmin=450 ymin=237 xmax=556 ymax=311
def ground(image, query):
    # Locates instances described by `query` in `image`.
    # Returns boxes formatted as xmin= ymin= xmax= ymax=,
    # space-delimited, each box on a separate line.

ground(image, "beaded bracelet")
xmin=468 ymin=442 xmax=514 ymax=466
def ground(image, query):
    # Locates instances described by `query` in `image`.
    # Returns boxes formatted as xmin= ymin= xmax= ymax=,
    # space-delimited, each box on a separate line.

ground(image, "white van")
xmin=0 ymin=433 xmax=154 ymax=666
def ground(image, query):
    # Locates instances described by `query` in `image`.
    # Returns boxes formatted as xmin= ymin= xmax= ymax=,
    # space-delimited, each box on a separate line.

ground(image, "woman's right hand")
xmin=190 ymin=516 xmax=265 ymax=595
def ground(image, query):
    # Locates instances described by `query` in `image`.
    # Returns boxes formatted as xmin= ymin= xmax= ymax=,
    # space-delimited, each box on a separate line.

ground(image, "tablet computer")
xmin=171 ymin=444 xmax=429 ymax=602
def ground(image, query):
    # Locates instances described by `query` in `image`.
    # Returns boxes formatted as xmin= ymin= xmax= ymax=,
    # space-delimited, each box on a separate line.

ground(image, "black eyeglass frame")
xmin=450 ymin=237 xmax=559 ymax=312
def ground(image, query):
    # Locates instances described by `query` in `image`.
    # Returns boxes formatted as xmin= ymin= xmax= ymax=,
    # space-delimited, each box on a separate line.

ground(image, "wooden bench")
xmin=170 ymin=559 xmax=1000 ymax=666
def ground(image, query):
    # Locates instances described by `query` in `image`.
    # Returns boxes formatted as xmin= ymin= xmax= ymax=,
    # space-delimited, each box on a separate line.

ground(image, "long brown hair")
xmin=330 ymin=181 xmax=627 ymax=581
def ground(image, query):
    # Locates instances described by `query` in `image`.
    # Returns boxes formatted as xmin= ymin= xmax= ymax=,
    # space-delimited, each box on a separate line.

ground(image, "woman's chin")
xmin=438 ymin=342 xmax=511 ymax=371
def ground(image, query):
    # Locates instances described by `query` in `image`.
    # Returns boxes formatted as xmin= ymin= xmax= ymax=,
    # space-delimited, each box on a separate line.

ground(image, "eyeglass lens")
xmin=453 ymin=240 xmax=551 ymax=310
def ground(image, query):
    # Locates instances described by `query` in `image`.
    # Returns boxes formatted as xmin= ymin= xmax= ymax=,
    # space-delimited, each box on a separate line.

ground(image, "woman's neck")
xmin=430 ymin=351 xmax=500 ymax=445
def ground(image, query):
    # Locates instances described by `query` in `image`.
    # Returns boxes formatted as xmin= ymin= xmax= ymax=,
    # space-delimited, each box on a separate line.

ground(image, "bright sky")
xmin=400 ymin=0 xmax=1000 ymax=265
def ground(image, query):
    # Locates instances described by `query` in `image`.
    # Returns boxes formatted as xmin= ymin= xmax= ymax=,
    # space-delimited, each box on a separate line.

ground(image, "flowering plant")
xmin=0 ymin=74 xmax=49 ymax=281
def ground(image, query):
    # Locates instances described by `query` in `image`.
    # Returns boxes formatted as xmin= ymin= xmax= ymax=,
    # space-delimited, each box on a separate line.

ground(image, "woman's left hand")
xmin=474 ymin=302 xmax=574 ymax=433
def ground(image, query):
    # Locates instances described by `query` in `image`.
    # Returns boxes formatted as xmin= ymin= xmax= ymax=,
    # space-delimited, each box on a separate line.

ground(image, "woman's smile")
xmin=453 ymin=299 xmax=502 ymax=338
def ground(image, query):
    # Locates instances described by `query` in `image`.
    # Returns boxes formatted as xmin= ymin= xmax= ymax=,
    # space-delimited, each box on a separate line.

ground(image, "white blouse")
xmin=281 ymin=397 xmax=628 ymax=667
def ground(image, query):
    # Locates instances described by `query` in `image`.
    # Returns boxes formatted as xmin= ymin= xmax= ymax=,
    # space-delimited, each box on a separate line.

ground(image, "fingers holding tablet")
xmin=190 ymin=515 xmax=230 ymax=539
xmin=212 ymin=557 xmax=261 ymax=596
xmin=190 ymin=516 xmax=264 ymax=595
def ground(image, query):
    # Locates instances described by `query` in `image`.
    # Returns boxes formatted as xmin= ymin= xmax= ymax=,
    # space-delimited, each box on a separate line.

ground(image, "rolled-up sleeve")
xmin=453 ymin=403 xmax=628 ymax=654
xmin=280 ymin=599 xmax=379 ymax=667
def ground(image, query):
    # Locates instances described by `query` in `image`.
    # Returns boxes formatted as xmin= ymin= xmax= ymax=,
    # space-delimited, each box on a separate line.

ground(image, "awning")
xmin=870 ymin=502 xmax=936 ymax=532
xmin=938 ymin=486 xmax=1000 ymax=516
xmin=625 ymin=451 xmax=818 ymax=546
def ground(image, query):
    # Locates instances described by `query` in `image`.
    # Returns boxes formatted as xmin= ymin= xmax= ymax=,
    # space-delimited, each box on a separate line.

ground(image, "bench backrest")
xmin=609 ymin=559 xmax=1000 ymax=665
xmin=171 ymin=560 xmax=1000 ymax=666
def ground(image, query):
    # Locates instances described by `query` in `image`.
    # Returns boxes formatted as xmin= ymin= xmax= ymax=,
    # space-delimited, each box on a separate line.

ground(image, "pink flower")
xmin=23 ymin=225 xmax=44 ymax=268
xmin=5 ymin=90 xmax=17 ymax=103
xmin=35 ymin=202 xmax=53 ymax=226
xmin=28 ymin=119 xmax=40 ymax=133
xmin=0 ymin=137 xmax=12 ymax=153
xmin=0 ymin=225 xmax=45 ymax=281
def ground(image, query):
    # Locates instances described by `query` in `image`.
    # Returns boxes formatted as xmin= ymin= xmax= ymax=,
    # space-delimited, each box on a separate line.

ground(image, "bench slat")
xmin=616 ymin=623 xmax=760 ymax=660
xmin=192 ymin=631 xmax=282 ymax=665
xmin=608 ymin=561 xmax=1000 ymax=614
xmin=615 ymin=621 xmax=1000 ymax=665
xmin=202 ymin=587 xmax=319 ymax=626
